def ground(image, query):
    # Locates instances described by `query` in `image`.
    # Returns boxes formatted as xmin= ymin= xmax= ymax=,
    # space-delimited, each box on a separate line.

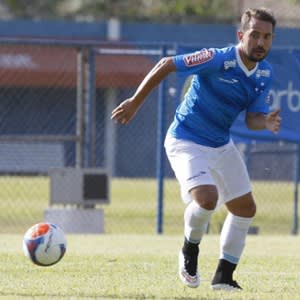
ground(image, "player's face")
xmin=238 ymin=17 xmax=274 ymax=65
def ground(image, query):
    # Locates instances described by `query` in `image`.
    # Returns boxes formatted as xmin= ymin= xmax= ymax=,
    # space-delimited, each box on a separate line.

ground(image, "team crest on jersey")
xmin=256 ymin=69 xmax=271 ymax=78
xmin=265 ymin=93 xmax=271 ymax=104
xmin=183 ymin=49 xmax=214 ymax=67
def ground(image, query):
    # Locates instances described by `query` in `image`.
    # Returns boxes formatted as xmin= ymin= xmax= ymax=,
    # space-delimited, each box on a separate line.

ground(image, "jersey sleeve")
xmin=173 ymin=48 xmax=223 ymax=76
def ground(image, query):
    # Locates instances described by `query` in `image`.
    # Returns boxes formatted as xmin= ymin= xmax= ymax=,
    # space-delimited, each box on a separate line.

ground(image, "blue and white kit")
xmin=165 ymin=46 xmax=273 ymax=204
xmin=167 ymin=46 xmax=273 ymax=147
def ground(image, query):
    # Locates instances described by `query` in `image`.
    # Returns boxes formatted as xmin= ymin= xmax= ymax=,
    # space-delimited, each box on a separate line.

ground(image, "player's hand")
xmin=265 ymin=108 xmax=281 ymax=134
xmin=111 ymin=98 xmax=139 ymax=125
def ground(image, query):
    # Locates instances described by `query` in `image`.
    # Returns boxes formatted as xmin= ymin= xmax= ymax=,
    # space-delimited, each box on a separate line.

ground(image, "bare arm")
xmin=245 ymin=108 xmax=281 ymax=134
xmin=111 ymin=56 xmax=176 ymax=125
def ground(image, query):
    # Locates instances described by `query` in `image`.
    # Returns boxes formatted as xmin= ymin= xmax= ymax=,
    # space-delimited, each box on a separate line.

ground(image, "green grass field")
xmin=0 ymin=177 xmax=296 ymax=235
xmin=0 ymin=177 xmax=299 ymax=299
xmin=1 ymin=234 xmax=300 ymax=299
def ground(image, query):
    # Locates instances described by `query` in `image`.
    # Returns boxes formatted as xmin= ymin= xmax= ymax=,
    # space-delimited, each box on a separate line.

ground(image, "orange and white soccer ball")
xmin=23 ymin=222 xmax=67 ymax=266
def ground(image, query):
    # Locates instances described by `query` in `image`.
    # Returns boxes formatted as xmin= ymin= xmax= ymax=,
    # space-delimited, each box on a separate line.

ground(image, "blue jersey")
xmin=167 ymin=46 xmax=273 ymax=147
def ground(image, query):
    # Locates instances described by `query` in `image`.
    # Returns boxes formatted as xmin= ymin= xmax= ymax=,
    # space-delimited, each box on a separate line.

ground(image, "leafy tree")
xmin=4 ymin=0 xmax=62 ymax=19
xmin=4 ymin=0 xmax=236 ymax=23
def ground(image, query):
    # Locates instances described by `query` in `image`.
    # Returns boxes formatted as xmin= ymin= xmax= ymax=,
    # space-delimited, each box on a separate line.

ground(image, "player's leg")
xmin=179 ymin=184 xmax=217 ymax=287
xmin=164 ymin=135 xmax=217 ymax=288
xmin=211 ymin=193 xmax=256 ymax=290
xmin=185 ymin=185 xmax=218 ymax=244
xmin=209 ymin=141 xmax=254 ymax=290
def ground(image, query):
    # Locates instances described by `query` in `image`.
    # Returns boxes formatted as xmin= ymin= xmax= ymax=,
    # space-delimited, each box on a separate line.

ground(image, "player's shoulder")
xmin=211 ymin=45 xmax=236 ymax=56
xmin=173 ymin=45 xmax=235 ymax=70
xmin=258 ymin=59 xmax=273 ymax=70
xmin=209 ymin=45 xmax=236 ymax=64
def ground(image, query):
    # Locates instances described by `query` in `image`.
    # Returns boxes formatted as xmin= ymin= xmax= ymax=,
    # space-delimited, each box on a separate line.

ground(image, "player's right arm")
xmin=111 ymin=57 xmax=176 ymax=125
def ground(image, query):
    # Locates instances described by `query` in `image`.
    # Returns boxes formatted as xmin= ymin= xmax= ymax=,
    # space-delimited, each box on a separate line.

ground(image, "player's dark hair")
xmin=240 ymin=8 xmax=276 ymax=32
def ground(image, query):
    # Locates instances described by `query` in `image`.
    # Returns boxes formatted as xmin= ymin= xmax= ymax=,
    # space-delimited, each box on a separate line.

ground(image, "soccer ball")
xmin=23 ymin=222 xmax=67 ymax=266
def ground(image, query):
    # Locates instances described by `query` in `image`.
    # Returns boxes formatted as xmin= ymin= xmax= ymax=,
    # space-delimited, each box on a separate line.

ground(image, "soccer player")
xmin=111 ymin=8 xmax=281 ymax=290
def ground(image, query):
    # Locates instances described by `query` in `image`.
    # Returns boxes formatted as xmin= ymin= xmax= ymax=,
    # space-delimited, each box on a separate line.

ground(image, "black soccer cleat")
xmin=211 ymin=279 xmax=242 ymax=291
xmin=211 ymin=259 xmax=242 ymax=291
xmin=178 ymin=239 xmax=200 ymax=288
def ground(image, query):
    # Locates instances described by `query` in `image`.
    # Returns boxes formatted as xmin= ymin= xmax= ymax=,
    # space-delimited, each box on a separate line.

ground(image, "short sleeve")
xmin=173 ymin=48 xmax=223 ymax=76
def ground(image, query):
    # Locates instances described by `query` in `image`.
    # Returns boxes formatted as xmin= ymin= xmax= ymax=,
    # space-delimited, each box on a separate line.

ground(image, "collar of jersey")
xmin=235 ymin=46 xmax=258 ymax=77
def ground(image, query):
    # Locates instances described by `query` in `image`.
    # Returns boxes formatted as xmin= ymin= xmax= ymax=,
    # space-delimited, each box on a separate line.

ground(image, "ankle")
xmin=212 ymin=259 xmax=237 ymax=283
xmin=182 ymin=238 xmax=199 ymax=255
xmin=216 ymin=259 xmax=237 ymax=273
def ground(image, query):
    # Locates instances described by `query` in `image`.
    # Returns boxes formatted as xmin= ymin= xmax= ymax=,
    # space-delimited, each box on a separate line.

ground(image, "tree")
xmin=4 ymin=0 xmax=62 ymax=19
xmin=3 ymin=0 xmax=237 ymax=23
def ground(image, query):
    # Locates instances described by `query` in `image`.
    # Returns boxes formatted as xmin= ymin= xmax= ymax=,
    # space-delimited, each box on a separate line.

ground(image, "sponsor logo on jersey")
xmin=256 ymin=69 xmax=271 ymax=78
xmin=224 ymin=60 xmax=237 ymax=70
xmin=183 ymin=49 xmax=214 ymax=67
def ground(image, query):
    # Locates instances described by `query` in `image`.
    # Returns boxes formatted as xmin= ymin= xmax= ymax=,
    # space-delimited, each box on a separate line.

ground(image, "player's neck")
xmin=237 ymin=47 xmax=257 ymax=71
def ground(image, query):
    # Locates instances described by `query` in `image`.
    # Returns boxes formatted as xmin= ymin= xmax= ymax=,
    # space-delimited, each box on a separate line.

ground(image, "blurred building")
xmin=240 ymin=0 xmax=300 ymax=27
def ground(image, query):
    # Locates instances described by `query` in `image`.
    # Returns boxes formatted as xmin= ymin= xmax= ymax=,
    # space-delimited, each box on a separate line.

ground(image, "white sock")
xmin=220 ymin=212 xmax=253 ymax=264
xmin=184 ymin=200 xmax=214 ymax=244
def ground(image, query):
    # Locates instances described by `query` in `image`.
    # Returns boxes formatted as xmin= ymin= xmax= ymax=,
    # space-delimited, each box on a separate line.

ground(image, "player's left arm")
xmin=245 ymin=66 xmax=281 ymax=134
xmin=246 ymin=109 xmax=281 ymax=134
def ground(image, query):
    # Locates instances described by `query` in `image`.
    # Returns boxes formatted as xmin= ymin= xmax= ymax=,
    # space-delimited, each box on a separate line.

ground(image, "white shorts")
xmin=164 ymin=135 xmax=251 ymax=206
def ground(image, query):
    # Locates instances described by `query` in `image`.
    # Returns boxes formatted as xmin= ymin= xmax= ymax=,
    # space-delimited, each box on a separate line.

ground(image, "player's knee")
xmin=226 ymin=192 xmax=257 ymax=218
xmin=190 ymin=185 xmax=218 ymax=210
xmin=198 ymin=198 xmax=217 ymax=210
xmin=248 ymin=202 xmax=257 ymax=218
xmin=245 ymin=194 xmax=257 ymax=217
xmin=240 ymin=200 xmax=256 ymax=218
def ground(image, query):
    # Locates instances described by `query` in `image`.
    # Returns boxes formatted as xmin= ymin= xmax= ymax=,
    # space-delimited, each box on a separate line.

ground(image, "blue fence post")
xmin=292 ymin=143 xmax=300 ymax=235
xmin=84 ymin=48 xmax=96 ymax=168
xmin=156 ymin=45 xmax=168 ymax=234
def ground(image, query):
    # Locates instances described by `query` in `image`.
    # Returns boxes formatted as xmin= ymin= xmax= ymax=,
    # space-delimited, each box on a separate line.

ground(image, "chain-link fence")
xmin=0 ymin=42 xmax=78 ymax=233
xmin=0 ymin=39 xmax=299 ymax=235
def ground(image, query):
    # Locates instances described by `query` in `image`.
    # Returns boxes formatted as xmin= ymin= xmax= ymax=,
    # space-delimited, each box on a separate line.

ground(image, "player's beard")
xmin=247 ymin=47 xmax=268 ymax=62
